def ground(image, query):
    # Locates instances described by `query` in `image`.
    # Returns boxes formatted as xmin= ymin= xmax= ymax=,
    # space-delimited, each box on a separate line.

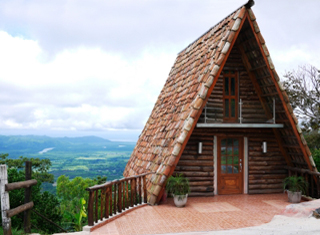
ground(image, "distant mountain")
xmin=57 ymin=136 xmax=111 ymax=144
xmin=0 ymin=135 xmax=135 ymax=189
xmin=0 ymin=135 xmax=132 ymax=157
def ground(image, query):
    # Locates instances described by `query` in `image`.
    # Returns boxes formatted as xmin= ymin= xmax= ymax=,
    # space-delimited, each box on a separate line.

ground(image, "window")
xmin=223 ymin=71 xmax=238 ymax=122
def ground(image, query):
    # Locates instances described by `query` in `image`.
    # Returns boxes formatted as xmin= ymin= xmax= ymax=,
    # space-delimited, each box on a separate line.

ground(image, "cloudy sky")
xmin=0 ymin=0 xmax=319 ymax=141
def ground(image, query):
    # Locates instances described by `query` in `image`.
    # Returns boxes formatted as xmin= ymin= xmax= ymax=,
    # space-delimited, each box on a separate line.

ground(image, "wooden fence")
xmin=285 ymin=166 xmax=320 ymax=199
xmin=0 ymin=162 xmax=37 ymax=235
xmin=86 ymin=173 xmax=150 ymax=226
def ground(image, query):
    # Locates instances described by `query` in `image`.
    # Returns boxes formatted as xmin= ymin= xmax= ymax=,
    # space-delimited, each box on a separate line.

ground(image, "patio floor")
xmin=90 ymin=193 xmax=291 ymax=235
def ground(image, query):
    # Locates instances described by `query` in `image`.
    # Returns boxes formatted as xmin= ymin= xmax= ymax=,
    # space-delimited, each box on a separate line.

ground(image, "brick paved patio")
xmin=91 ymin=194 xmax=291 ymax=235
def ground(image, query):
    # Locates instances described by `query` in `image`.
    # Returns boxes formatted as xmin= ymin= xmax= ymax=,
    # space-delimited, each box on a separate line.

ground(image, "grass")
xmin=0 ymin=227 xmax=26 ymax=235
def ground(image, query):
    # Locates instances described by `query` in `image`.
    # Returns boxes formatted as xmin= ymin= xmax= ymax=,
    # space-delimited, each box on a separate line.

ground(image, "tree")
xmin=0 ymin=153 xmax=54 ymax=183
xmin=56 ymin=175 xmax=107 ymax=231
xmin=283 ymin=65 xmax=320 ymax=170
xmin=282 ymin=65 xmax=320 ymax=131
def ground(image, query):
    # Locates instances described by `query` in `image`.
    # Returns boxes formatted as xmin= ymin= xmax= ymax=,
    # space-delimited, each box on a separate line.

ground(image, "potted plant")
xmin=166 ymin=173 xmax=190 ymax=207
xmin=283 ymin=176 xmax=308 ymax=203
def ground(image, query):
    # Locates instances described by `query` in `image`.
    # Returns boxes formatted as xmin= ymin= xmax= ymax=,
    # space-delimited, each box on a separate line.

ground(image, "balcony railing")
xmin=201 ymin=98 xmax=277 ymax=124
xmin=86 ymin=173 xmax=150 ymax=226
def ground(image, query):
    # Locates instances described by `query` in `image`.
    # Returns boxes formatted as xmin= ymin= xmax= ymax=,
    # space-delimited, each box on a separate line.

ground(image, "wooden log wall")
xmin=173 ymin=129 xmax=214 ymax=197
xmin=174 ymin=128 xmax=287 ymax=196
xmin=247 ymin=129 xmax=287 ymax=194
xmin=199 ymin=44 xmax=267 ymax=124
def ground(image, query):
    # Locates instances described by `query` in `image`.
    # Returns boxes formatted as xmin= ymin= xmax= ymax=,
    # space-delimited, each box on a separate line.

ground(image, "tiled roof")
xmin=123 ymin=3 xmax=316 ymax=205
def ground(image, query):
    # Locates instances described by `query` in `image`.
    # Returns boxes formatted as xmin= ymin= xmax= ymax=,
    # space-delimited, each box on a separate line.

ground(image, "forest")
xmin=0 ymin=135 xmax=135 ymax=193
xmin=0 ymin=135 xmax=136 ymax=234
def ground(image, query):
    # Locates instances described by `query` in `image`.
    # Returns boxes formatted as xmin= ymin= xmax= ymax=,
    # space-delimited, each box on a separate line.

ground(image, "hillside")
xmin=0 ymin=135 xmax=136 ymax=191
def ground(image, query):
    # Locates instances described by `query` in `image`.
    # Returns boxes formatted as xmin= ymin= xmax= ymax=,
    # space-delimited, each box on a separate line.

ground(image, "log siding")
xmin=174 ymin=128 xmax=287 ymax=196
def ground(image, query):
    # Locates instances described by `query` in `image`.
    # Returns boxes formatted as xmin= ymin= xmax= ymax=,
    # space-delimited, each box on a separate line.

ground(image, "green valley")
xmin=0 ymin=135 xmax=135 ymax=191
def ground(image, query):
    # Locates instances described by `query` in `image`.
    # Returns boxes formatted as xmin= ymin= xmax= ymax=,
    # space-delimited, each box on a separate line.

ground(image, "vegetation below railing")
xmin=285 ymin=166 xmax=320 ymax=199
xmin=86 ymin=173 xmax=149 ymax=226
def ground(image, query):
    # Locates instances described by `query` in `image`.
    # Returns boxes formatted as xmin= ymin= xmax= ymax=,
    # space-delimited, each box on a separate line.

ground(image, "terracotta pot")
xmin=287 ymin=191 xmax=302 ymax=203
xmin=173 ymin=194 xmax=188 ymax=207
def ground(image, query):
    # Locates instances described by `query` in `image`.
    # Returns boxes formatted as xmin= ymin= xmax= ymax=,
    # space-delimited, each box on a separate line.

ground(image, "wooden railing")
xmin=86 ymin=173 xmax=150 ymax=226
xmin=0 ymin=162 xmax=67 ymax=235
xmin=285 ymin=166 xmax=320 ymax=199
xmin=0 ymin=162 xmax=37 ymax=235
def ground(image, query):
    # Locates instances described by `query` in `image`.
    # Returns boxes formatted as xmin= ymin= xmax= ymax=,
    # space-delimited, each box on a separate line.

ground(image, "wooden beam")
xmin=260 ymin=83 xmax=275 ymax=89
xmin=257 ymin=75 xmax=272 ymax=80
xmin=7 ymin=202 xmax=34 ymax=218
xmin=287 ymin=152 xmax=304 ymax=156
xmin=283 ymin=145 xmax=301 ymax=149
xmin=250 ymin=64 xmax=267 ymax=71
xmin=261 ymin=92 xmax=278 ymax=97
xmin=237 ymin=41 xmax=293 ymax=167
xmin=5 ymin=179 xmax=37 ymax=192
xmin=245 ymin=15 xmax=314 ymax=172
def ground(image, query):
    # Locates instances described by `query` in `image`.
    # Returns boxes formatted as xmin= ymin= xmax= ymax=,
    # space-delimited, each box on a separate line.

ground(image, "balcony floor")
xmin=90 ymin=194 xmax=296 ymax=235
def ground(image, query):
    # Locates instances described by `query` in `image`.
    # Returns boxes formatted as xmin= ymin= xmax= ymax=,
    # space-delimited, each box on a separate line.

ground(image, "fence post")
xmin=24 ymin=161 xmax=32 ymax=233
xmin=87 ymin=190 xmax=94 ymax=226
xmin=143 ymin=175 xmax=147 ymax=203
xmin=0 ymin=165 xmax=12 ymax=235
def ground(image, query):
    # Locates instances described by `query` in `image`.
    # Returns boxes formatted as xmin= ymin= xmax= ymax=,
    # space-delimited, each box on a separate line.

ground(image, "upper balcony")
xmin=197 ymin=98 xmax=284 ymax=128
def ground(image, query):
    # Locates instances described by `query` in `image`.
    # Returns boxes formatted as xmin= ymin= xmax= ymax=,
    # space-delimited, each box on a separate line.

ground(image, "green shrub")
xmin=283 ymin=176 xmax=308 ymax=193
xmin=166 ymin=174 xmax=190 ymax=196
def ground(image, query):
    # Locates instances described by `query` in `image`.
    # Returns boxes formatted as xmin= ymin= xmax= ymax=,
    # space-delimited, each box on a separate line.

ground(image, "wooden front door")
xmin=218 ymin=137 xmax=243 ymax=194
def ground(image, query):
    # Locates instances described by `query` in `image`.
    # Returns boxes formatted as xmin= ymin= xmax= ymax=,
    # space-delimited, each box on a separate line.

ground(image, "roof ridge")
xmin=178 ymin=1 xmax=252 ymax=55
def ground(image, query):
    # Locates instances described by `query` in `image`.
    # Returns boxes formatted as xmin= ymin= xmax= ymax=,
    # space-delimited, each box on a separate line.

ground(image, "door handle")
xmin=239 ymin=163 xmax=242 ymax=172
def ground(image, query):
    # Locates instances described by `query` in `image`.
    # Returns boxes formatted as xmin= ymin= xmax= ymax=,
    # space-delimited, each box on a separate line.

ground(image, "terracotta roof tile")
xmin=247 ymin=8 xmax=256 ymax=21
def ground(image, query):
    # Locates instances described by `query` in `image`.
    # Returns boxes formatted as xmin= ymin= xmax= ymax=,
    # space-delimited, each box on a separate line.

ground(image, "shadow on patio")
xmin=90 ymin=193 xmax=291 ymax=235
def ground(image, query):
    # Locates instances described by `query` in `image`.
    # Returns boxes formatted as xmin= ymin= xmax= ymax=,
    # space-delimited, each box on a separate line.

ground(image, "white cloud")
xmin=272 ymin=44 xmax=320 ymax=77
xmin=0 ymin=31 xmax=176 ymax=136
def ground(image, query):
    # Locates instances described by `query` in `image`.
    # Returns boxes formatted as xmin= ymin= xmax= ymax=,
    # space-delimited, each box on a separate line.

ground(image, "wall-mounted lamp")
xmin=198 ymin=142 xmax=203 ymax=154
xmin=262 ymin=141 xmax=267 ymax=153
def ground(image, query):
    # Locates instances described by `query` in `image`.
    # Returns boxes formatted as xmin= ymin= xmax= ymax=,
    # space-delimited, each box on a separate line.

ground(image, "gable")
xmin=123 ymin=4 xmax=316 ymax=205
xmin=199 ymin=44 xmax=268 ymax=124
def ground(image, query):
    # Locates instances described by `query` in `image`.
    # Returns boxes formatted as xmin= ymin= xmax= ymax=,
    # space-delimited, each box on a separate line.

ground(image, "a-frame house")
xmin=123 ymin=0 xmax=317 ymax=205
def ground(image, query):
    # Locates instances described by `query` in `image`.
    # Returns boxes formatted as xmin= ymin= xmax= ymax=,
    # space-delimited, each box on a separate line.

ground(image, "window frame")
xmin=223 ymin=71 xmax=238 ymax=122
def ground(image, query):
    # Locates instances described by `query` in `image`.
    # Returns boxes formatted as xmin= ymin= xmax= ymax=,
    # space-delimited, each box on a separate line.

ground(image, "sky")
xmin=0 ymin=0 xmax=319 ymax=142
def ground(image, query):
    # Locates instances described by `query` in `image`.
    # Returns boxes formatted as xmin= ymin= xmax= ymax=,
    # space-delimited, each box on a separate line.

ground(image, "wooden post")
xmin=113 ymin=183 xmax=117 ymax=215
xmin=87 ymin=190 xmax=94 ymax=226
xmin=100 ymin=188 xmax=104 ymax=221
xmin=24 ymin=161 xmax=32 ymax=233
xmin=95 ymin=190 xmax=98 ymax=223
xmin=126 ymin=181 xmax=129 ymax=209
xmin=122 ymin=181 xmax=126 ymax=209
xmin=311 ymin=174 xmax=315 ymax=198
xmin=105 ymin=188 xmax=109 ymax=219
xmin=0 ymin=165 xmax=12 ymax=235
xmin=108 ymin=186 xmax=112 ymax=217
xmin=130 ymin=179 xmax=134 ymax=207
xmin=138 ymin=177 xmax=142 ymax=204
xmin=117 ymin=182 xmax=122 ymax=213
xmin=143 ymin=175 xmax=147 ymax=203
